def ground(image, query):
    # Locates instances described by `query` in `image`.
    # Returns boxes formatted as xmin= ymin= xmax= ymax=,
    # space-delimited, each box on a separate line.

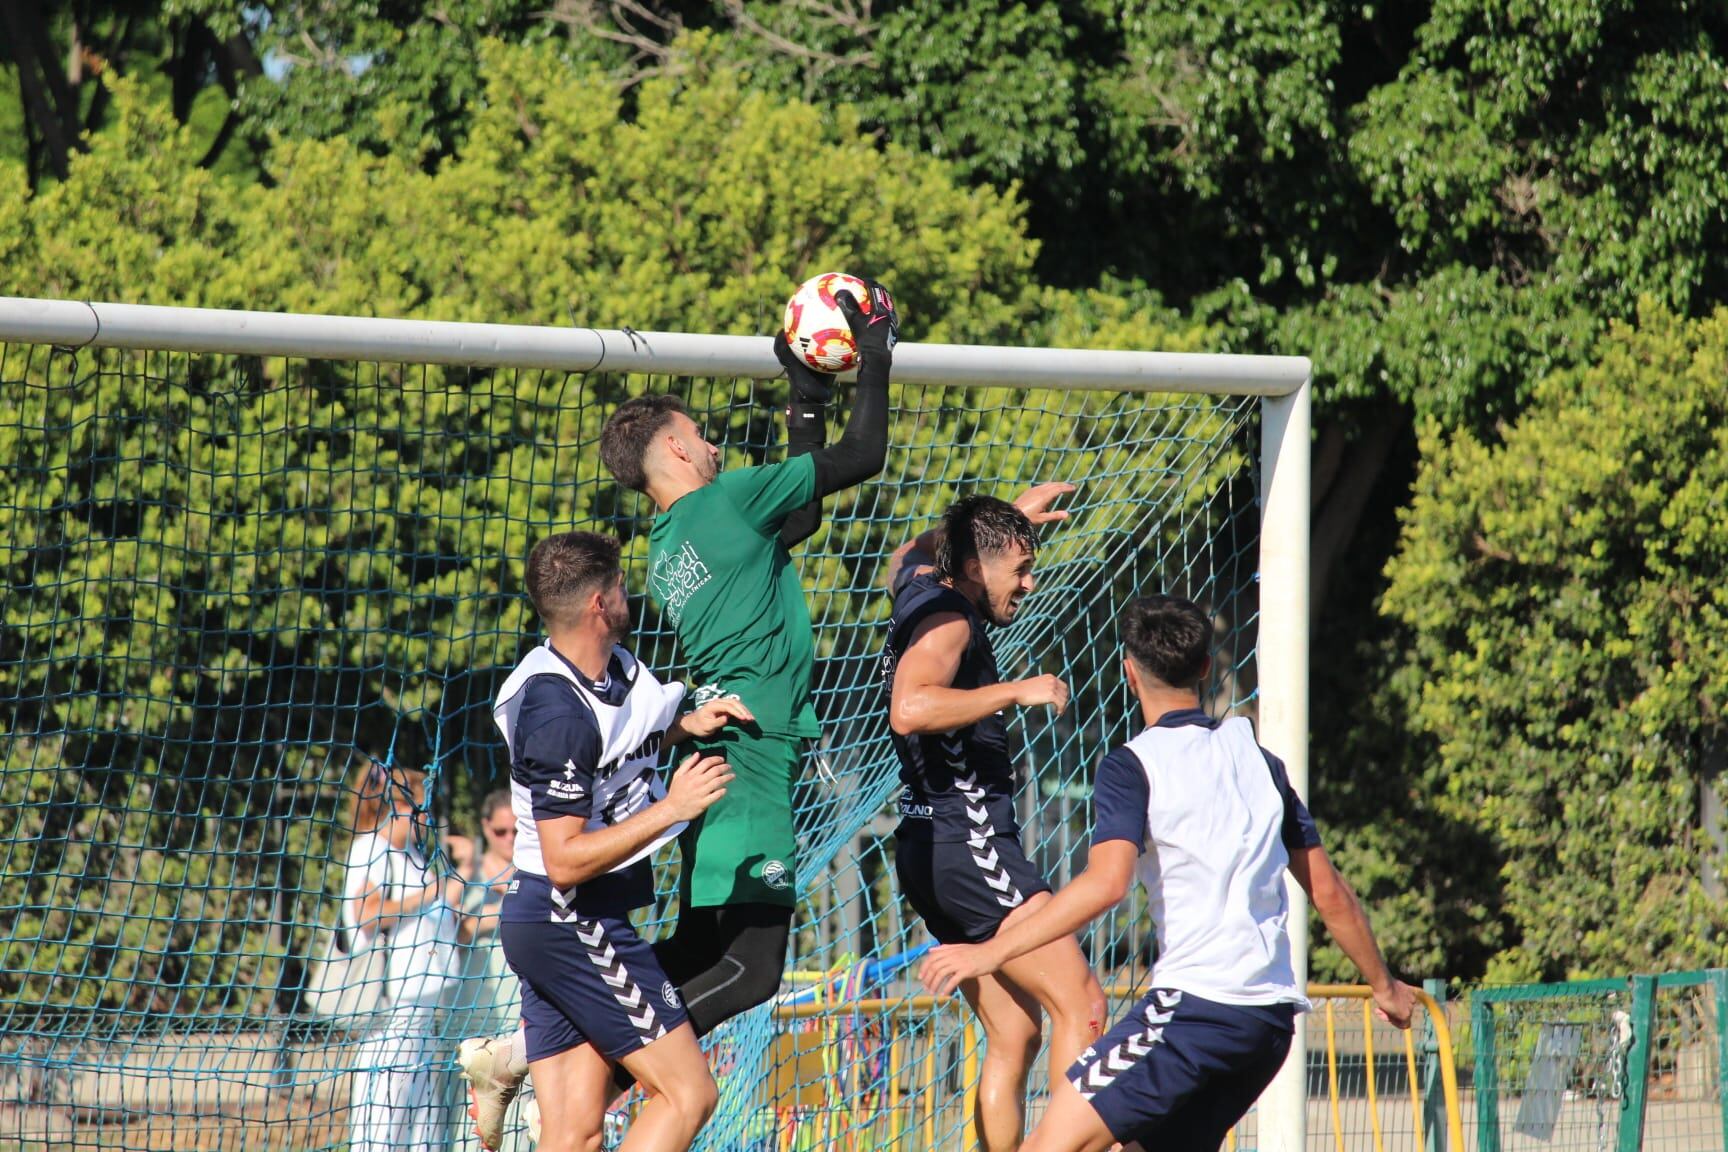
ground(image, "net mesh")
xmin=0 ymin=340 xmax=1264 ymax=1151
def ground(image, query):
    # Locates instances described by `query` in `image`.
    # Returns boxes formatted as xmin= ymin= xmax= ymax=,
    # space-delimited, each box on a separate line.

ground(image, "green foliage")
xmin=1380 ymin=304 xmax=1728 ymax=979
xmin=0 ymin=41 xmax=1216 ymax=1015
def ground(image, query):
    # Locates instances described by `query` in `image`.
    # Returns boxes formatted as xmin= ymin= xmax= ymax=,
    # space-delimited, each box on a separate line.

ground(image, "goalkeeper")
xmin=458 ymin=281 xmax=896 ymax=1149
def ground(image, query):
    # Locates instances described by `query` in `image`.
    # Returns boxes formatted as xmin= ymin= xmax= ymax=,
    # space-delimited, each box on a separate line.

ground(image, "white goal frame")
xmin=0 ymin=294 xmax=1313 ymax=1151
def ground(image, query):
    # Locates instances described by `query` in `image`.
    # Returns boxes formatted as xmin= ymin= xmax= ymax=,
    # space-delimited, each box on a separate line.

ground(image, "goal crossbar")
xmin=0 ymin=296 xmax=1309 ymax=396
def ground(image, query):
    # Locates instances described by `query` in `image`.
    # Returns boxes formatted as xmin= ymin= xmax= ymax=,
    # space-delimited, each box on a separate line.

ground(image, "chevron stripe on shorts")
xmin=574 ymin=918 xmax=666 ymax=1043
xmin=945 ymin=737 xmax=1022 ymax=910
xmin=1073 ymin=989 xmax=1183 ymax=1100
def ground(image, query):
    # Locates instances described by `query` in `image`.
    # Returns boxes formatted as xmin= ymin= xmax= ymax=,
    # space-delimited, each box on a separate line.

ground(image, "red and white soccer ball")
xmin=782 ymin=272 xmax=871 ymax=373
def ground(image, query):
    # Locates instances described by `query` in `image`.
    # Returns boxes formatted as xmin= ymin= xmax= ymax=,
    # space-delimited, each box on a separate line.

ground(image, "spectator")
xmin=344 ymin=762 xmax=463 ymax=1152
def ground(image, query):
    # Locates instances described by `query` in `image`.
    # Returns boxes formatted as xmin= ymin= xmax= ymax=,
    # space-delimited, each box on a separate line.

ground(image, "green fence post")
xmin=1473 ymin=994 xmax=1499 ymax=1152
xmin=1617 ymin=975 xmax=1658 ymax=1152
xmin=1711 ymin=969 xmax=1728 ymax=1152
xmin=1423 ymin=978 xmax=1448 ymax=1152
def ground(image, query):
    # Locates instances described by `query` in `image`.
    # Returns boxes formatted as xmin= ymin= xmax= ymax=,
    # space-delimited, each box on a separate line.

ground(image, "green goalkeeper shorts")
xmin=677 ymin=728 xmax=803 ymax=908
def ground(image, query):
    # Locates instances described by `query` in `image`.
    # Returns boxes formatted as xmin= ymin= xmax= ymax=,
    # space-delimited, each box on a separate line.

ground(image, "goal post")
xmin=0 ymin=295 xmax=1310 ymax=1152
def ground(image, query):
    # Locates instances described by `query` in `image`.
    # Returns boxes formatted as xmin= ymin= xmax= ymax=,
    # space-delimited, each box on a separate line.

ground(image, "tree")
xmin=0 ymin=41 xmax=1210 ymax=1013
xmin=1377 ymin=303 xmax=1728 ymax=979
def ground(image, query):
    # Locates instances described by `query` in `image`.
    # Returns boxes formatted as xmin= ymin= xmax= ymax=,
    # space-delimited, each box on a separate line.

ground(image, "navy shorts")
xmin=895 ymin=832 xmax=1052 ymax=945
xmin=501 ymin=915 xmax=688 ymax=1063
xmin=1068 ymin=988 xmax=1296 ymax=1148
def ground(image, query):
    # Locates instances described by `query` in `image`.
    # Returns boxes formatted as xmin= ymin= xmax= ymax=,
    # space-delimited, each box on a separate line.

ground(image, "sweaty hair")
xmin=600 ymin=395 xmax=687 ymax=492
xmin=935 ymin=495 xmax=1039 ymax=582
xmin=1121 ymin=595 xmax=1212 ymax=690
xmin=525 ymin=531 xmax=621 ymax=628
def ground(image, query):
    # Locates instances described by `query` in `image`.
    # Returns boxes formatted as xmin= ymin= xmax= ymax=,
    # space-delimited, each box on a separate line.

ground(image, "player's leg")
xmin=673 ymin=902 xmax=792 ymax=1032
xmin=613 ymin=1023 xmax=719 ymax=1151
xmin=1018 ymin=1075 xmax=1121 ymax=1152
xmin=609 ymin=902 xmax=791 ymax=1096
xmin=958 ymin=971 xmax=1044 ymax=1152
xmin=1038 ymin=988 xmax=1295 ymax=1152
xmin=992 ymin=890 xmax=1109 ymax=1091
xmin=528 ymin=1042 xmax=615 ymax=1152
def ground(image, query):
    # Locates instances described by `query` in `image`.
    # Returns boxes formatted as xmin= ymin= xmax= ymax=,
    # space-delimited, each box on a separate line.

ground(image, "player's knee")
xmin=982 ymin=1013 xmax=1042 ymax=1064
xmin=539 ymin=1115 xmax=604 ymax=1152
xmin=1050 ymin=976 xmax=1109 ymax=1041
xmin=656 ymin=1071 xmax=718 ymax=1128
xmin=732 ymin=957 xmax=783 ymax=1013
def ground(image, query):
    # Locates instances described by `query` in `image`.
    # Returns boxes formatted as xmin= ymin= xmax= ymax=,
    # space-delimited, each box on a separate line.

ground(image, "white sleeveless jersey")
xmin=1121 ymin=716 xmax=1309 ymax=1009
xmin=492 ymin=641 xmax=686 ymax=880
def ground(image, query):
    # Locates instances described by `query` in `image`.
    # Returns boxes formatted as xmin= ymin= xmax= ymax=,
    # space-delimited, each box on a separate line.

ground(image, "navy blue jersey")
xmin=494 ymin=645 xmax=680 ymax=925
xmin=882 ymin=571 xmax=1019 ymax=842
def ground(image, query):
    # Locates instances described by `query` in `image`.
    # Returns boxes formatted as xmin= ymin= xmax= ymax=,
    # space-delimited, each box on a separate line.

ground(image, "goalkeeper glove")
xmin=834 ymin=279 xmax=898 ymax=367
xmin=774 ymin=331 xmax=836 ymax=405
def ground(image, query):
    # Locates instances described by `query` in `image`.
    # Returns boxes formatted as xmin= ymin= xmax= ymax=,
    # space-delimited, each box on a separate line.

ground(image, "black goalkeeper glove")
xmin=774 ymin=331 xmax=836 ymax=405
xmin=834 ymin=279 xmax=898 ymax=372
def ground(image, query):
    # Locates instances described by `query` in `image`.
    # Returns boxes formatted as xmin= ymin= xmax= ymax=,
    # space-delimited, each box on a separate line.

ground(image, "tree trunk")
xmin=0 ymin=1 xmax=76 ymax=181
xmin=1308 ymin=401 xmax=1406 ymax=630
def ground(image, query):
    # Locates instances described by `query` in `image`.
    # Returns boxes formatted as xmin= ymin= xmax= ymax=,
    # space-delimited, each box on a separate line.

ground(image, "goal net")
xmin=0 ymin=298 xmax=1308 ymax=1151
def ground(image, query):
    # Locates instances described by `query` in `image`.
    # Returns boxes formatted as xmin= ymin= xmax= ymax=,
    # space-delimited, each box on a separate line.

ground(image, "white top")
xmin=1094 ymin=711 xmax=1319 ymax=1009
xmin=493 ymin=641 xmax=685 ymax=883
xmin=344 ymin=831 xmax=460 ymax=1005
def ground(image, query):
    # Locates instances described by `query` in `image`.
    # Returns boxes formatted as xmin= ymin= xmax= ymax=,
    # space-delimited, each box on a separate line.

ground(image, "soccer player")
xmin=490 ymin=530 xmax=753 ymax=1152
xmin=460 ymin=283 xmax=896 ymax=1148
xmin=920 ymin=595 xmax=1417 ymax=1152
xmin=883 ymin=487 xmax=1109 ymax=1152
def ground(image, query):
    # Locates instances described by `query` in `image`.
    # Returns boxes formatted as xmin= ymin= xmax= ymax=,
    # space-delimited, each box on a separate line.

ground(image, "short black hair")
xmin=935 ymin=495 xmax=1039 ymax=582
xmin=1121 ymin=595 xmax=1212 ymax=689
xmin=599 ymin=395 xmax=687 ymax=492
xmin=525 ymin=531 xmax=620 ymax=628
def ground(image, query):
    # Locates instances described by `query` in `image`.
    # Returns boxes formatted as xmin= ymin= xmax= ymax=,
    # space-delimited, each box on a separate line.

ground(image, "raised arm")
xmin=777 ymin=282 xmax=898 ymax=547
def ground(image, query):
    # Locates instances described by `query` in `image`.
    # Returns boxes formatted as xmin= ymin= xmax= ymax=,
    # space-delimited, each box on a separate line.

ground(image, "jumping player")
xmin=460 ymin=283 xmax=896 ymax=1148
xmin=921 ymin=595 xmax=1417 ymax=1152
xmin=883 ymin=487 xmax=1109 ymax=1152
xmin=491 ymin=530 xmax=758 ymax=1152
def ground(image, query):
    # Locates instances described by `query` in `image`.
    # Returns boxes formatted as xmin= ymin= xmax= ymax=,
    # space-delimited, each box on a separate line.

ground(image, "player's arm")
xmin=537 ymin=752 xmax=734 ymax=889
xmin=888 ymin=612 xmax=1067 ymax=735
xmin=884 ymin=528 xmax=941 ymax=592
xmin=921 ymin=743 xmax=1146 ymax=994
xmin=774 ymin=281 xmax=898 ymax=545
xmin=921 ymin=841 xmax=1137 ymax=995
xmin=665 ymin=697 xmax=756 ymax=747
xmin=1287 ymin=844 xmax=1415 ymax=1027
xmin=1264 ymin=745 xmax=1415 ymax=1027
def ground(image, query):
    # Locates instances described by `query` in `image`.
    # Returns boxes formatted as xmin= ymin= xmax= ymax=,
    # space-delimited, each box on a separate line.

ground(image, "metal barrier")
xmin=760 ymin=983 xmax=1466 ymax=1151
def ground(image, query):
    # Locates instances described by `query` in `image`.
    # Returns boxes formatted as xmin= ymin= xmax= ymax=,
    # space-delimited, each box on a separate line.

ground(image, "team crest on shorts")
xmin=662 ymin=981 xmax=680 ymax=1009
xmin=762 ymin=860 xmax=790 ymax=890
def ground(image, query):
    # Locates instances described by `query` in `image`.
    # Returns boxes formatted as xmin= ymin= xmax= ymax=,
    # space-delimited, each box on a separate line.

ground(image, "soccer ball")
xmin=782 ymin=272 xmax=870 ymax=373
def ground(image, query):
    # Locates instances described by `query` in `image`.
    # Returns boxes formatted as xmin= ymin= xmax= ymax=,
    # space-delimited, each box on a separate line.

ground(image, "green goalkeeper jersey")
xmin=646 ymin=455 xmax=821 ymax=738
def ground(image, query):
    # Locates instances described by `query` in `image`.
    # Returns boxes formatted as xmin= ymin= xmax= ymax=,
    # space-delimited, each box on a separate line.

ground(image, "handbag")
xmin=305 ymin=853 xmax=392 ymax=1020
xmin=305 ymin=919 xmax=388 ymax=1020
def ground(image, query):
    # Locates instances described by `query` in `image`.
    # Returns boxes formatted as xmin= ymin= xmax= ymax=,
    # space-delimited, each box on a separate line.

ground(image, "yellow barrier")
xmin=1304 ymin=985 xmax=1466 ymax=1152
xmin=763 ymin=984 xmax=1465 ymax=1151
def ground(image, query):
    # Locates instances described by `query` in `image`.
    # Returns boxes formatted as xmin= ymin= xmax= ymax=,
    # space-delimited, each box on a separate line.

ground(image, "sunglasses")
xmin=487 ymin=825 xmax=516 ymax=837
